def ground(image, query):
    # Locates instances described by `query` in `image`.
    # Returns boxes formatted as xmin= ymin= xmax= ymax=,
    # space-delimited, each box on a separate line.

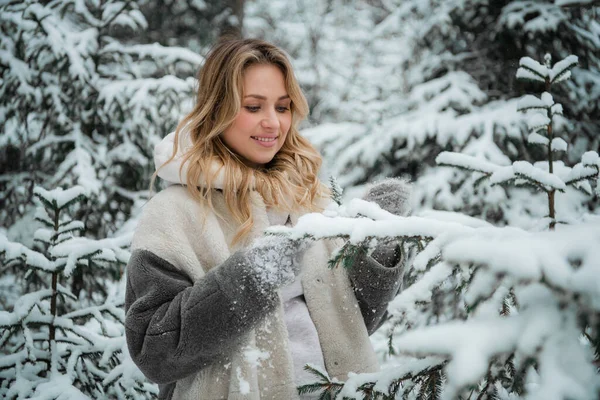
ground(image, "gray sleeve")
xmin=347 ymin=243 xmax=404 ymax=335
xmin=124 ymin=248 xmax=278 ymax=385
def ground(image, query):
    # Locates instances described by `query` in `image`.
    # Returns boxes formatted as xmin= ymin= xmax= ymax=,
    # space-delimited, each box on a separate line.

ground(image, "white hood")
xmin=153 ymin=131 xmax=190 ymax=185
xmin=153 ymin=130 xmax=251 ymax=189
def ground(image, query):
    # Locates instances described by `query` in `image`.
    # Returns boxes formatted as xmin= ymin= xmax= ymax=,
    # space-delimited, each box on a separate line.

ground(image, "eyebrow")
xmin=244 ymin=94 xmax=290 ymax=100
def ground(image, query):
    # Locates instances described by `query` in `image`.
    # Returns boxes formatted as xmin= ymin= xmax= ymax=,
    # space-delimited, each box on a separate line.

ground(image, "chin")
xmin=243 ymin=153 xmax=275 ymax=168
xmin=256 ymin=156 xmax=276 ymax=166
xmin=255 ymin=154 xmax=275 ymax=166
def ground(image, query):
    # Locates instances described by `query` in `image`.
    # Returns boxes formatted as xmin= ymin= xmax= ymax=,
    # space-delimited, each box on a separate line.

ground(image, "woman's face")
xmin=221 ymin=63 xmax=292 ymax=168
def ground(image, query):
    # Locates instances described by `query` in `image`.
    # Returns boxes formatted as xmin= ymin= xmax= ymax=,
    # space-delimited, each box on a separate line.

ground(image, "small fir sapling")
xmin=437 ymin=54 xmax=599 ymax=230
xmin=0 ymin=186 xmax=155 ymax=399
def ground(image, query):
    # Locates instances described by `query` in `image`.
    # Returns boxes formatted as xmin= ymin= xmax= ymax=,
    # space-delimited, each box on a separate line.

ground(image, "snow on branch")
xmin=0 ymin=289 xmax=52 ymax=327
xmin=551 ymin=137 xmax=568 ymax=152
xmin=274 ymin=197 xmax=600 ymax=398
xmin=444 ymin=224 xmax=599 ymax=294
xmin=268 ymin=199 xmax=473 ymax=244
xmin=528 ymin=132 xmax=549 ymax=146
xmin=436 ymin=153 xmax=567 ymax=192
xmin=33 ymin=186 xmax=88 ymax=211
xmin=52 ymin=234 xmax=132 ymax=277
xmin=550 ymin=54 xmax=578 ymax=83
xmin=338 ymin=358 xmax=446 ymax=398
xmin=526 ymin=112 xmax=551 ymax=133
xmin=101 ymin=41 xmax=204 ymax=66
xmin=98 ymin=76 xmax=194 ymax=112
xmin=556 ymin=152 xmax=600 ymax=187
xmin=0 ymin=232 xmax=53 ymax=271
xmin=565 ymin=164 xmax=599 ymax=186
xmin=551 ymin=103 xmax=563 ymax=115
xmin=517 ymin=57 xmax=548 ymax=82
xmin=582 ymin=151 xmax=600 ymax=168
xmin=435 ymin=152 xmax=498 ymax=174
xmin=516 ymin=93 xmax=552 ymax=112
xmin=490 ymin=161 xmax=567 ymax=191
xmin=104 ymin=7 xmax=147 ymax=31
xmin=517 ymin=54 xmax=578 ymax=84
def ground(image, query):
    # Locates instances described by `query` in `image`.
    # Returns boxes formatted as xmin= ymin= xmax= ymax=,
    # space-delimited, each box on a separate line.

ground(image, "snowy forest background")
xmin=1 ymin=0 xmax=599 ymax=399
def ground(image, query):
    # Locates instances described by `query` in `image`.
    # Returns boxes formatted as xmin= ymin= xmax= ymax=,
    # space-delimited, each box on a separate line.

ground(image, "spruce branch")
xmin=516 ymin=105 xmax=550 ymax=113
xmin=550 ymin=56 xmax=578 ymax=85
xmin=297 ymin=365 xmax=343 ymax=398
xmin=512 ymin=172 xmax=565 ymax=193
xmin=516 ymin=61 xmax=547 ymax=82
xmin=329 ymin=175 xmax=343 ymax=206
xmin=34 ymin=216 xmax=55 ymax=229
xmin=564 ymin=165 xmax=599 ymax=186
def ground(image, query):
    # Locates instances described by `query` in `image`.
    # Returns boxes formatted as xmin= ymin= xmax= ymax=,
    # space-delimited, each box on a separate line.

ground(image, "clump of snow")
xmin=527 ymin=113 xmax=550 ymax=131
xmin=551 ymin=103 xmax=563 ymax=115
xmin=582 ymin=151 xmax=600 ymax=167
xmin=236 ymin=367 xmax=251 ymax=395
xmin=528 ymin=132 xmax=549 ymax=146
xmin=243 ymin=345 xmax=270 ymax=368
xmin=551 ymin=137 xmax=568 ymax=152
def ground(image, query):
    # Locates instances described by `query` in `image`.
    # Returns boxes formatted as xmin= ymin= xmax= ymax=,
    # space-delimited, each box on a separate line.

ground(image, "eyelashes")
xmin=244 ymin=105 xmax=291 ymax=113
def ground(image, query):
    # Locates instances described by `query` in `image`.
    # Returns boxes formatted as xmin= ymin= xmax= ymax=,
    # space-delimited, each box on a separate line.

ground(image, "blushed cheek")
xmin=233 ymin=112 xmax=258 ymax=132
xmin=279 ymin=118 xmax=292 ymax=149
xmin=281 ymin=116 xmax=292 ymax=136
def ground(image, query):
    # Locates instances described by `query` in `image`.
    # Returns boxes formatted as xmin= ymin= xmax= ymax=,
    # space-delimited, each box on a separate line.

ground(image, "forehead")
xmin=242 ymin=64 xmax=287 ymax=96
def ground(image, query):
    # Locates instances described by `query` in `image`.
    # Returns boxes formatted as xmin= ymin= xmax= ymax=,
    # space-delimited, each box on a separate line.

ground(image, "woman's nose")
xmin=261 ymin=110 xmax=280 ymax=130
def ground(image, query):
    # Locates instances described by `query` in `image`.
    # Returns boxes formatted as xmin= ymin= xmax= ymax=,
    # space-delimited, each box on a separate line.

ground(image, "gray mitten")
xmin=245 ymin=235 xmax=310 ymax=290
xmin=363 ymin=177 xmax=412 ymax=216
xmin=363 ymin=178 xmax=412 ymax=269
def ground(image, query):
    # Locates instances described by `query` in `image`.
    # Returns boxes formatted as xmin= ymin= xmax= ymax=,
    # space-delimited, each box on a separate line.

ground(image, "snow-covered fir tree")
xmin=0 ymin=186 xmax=154 ymax=399
xmin=267 ymin=53 xmax=600 ymax=400
xmin=0 ymin=1 xmax=203 ymax=396
xmin=275 ymin=203 xmax=600 ymax=399
xmin=0 ymin=0 xmax=202 ymax=241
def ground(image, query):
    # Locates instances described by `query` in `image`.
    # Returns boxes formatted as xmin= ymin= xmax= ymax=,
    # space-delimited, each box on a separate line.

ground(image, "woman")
xmin=125 ymin=38 xmax=410 ymax=400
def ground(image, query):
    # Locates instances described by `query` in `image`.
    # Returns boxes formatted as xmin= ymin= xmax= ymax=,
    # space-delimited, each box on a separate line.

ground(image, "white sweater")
xmin=267 ymin=207 xmax=327 ymax=389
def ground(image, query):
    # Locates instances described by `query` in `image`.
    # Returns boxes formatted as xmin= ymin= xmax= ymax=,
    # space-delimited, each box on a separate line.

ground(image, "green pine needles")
xmin=329 ymin=176 xmax=344 ymax=206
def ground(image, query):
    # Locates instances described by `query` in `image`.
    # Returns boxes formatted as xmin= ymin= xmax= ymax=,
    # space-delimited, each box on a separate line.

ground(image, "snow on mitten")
xmin=363 ymin=178 xmax=412 ymax=268
xmin=363 ymin=177 xmax=412 ymax=216
xmin=245 ymin=235 xmax=310 ymax=290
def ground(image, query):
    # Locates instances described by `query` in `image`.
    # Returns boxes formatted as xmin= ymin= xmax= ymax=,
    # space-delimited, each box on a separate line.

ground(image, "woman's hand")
xmin=363 ymin=177 xmax=411 ymax=217
xmin=363 ymin=177 xmax=412 ymax=267
xmin=245 ymin=235 xmax=310 ymax=289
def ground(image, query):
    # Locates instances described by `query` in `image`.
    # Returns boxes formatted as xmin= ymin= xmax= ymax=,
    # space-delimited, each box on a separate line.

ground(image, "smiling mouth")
xmin=251 ymin=136 xmax=278 ymax=142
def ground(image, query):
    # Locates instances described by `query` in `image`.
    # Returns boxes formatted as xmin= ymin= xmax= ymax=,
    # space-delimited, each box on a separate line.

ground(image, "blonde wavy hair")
xmin=152 ymin=38 xmax=329 ymax=244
